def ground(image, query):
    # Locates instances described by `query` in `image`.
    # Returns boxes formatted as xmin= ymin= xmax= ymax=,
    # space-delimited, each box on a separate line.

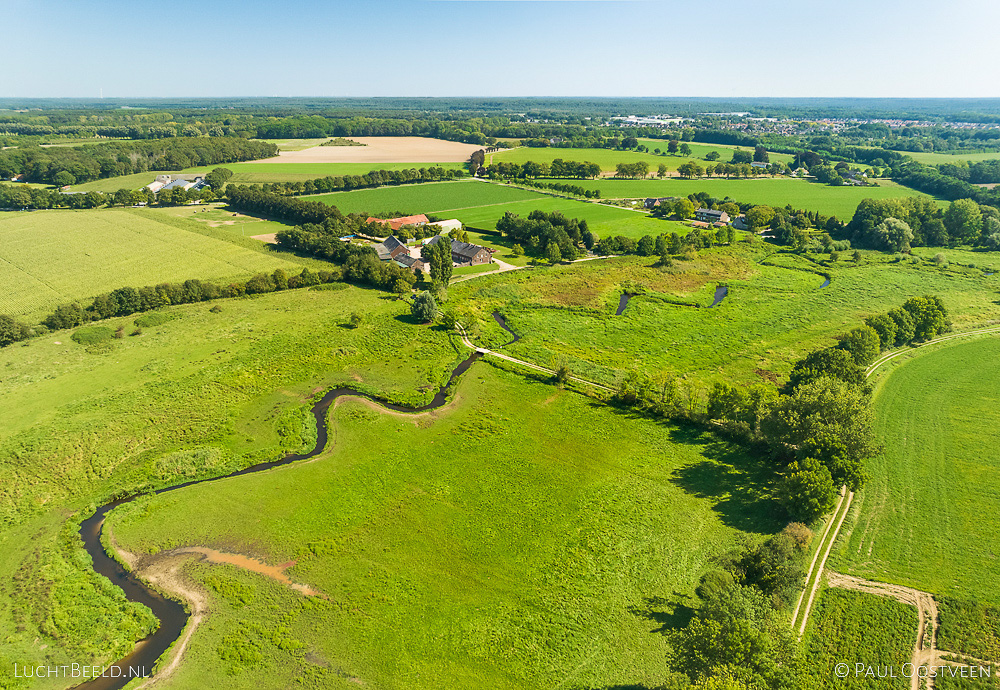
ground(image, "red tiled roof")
xmin=365 ymin=214 xmax=429 ymax=231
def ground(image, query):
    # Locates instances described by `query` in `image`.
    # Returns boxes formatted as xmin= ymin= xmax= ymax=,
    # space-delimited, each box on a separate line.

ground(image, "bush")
xmin=71 ymin=326 xmax=115 ymax=345
xmin=349 ymin=312 xmax=363 ymax=328
xmin=134 ymin=311 xmax=177 ymax=328
xmin=209 ymin=305 xmax=223 ymax=313
xmin=411 ymin=291 xmax=437 ymax=323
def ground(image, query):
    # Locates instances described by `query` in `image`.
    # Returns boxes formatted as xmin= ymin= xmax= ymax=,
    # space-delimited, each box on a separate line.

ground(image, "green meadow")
xmin=0 ymin=286 xmax=464 ymax=686
xmin=452 ymin=247 xmax=1000 ymax=390
xmin=0 ymin=207 xmax=319 ymax=319
xmin=186 ymin=160 xmax=466 ymax=184
xmin=560 ymin=178 xmax=936 ymax=220
xmin=108 ymin=364 xmax=782 ymax=690
xmin=905 ymin=150 xmax=1000 ymax=165
xmin=489 ymin=142 xmax=795 ymax=173
xmin=831 ymin=336 xmax=1000 ymax=605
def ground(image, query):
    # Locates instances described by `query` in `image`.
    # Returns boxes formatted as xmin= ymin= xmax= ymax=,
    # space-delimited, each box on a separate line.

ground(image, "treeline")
xmin=847 ymin=195 xmax=1000 ymax=249
xmin=496 ymin=210 xmax=591 ymax=262
xmin=509 ymin=179 xmax=601 ymax=199
xmin=252 ymin=167 xmax=463 ymax=197
xmin=596 ymin=225 xmax=738 ymax=259
xmin=0 ymin=181 xmax=220 ymax=210
xmin=938 ymin=159 xmax=1000 ymax=184
xmin=0 ymin=137 xmax=277 ymax=186
xmin=484 ymin=159 xmax=601 ymax=179
xmin=226 ymin=186 xmax=346 ymax=225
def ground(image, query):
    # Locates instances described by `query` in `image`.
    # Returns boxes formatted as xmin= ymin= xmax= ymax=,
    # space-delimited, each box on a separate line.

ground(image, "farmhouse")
xmin=732 ymin=214 xmax=748 ymax=231
xmin=690 ymin=221 xmax=711 ymax=230
xmin=426 ymin=235 xmax=493 ymax=266
xmin=374 ymin=235 xmax=410 ymax=261
xmin=694 ymin=208 xmax=730 ymax=224
xmin=643 ymin=197 xmax=675 ymax=209
xmin=146 ymin=175 xmax=206 ymax=194
xmin=394 ymin=254 xmax=430 ymax=272
xmin=751 ymin=161 xmax=769 ymax=170
xmin=365 ymin=214 xmax=429 ymax=232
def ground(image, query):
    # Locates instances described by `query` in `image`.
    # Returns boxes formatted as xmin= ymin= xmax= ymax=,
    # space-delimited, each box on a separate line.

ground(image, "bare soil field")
xmin=253 ymin=136 xmax=483 ymax=163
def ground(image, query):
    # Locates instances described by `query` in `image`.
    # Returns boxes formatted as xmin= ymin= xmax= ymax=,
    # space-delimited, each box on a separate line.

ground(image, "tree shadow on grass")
xmin=628 ymin=594 xmax=695 ymax=634
xmin=595 ymin=404 xmax=784 ymax=534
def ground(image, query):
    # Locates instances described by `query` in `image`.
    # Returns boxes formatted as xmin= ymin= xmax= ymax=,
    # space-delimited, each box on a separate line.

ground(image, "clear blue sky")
xmin=3 ymin=0 xmax=999 ymax=98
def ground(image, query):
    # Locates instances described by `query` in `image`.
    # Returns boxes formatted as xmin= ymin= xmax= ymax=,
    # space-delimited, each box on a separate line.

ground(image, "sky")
xmin=3 ymin=0 xmax=1000 ymax=99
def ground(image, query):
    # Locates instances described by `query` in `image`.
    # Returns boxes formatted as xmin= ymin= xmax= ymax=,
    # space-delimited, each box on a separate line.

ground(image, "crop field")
xmin=185 ymin=160 xmax=466 ymax=184
xmin=559 ymin=178 xmax=936 ymax=220
xmin=831 ymin=336 xmax=1000 ymax=606
xmin=0 ymin=285 xmax=467 ymax=684
xmin=452 ymin=247 xmax=1000 ymax=390
xmin=0 ymin=208 xmax=319 ymax=319
xmin=107 ymin=363 xmax=782 ymax=690
xmin=801 ymin=588 xmax=917 ymax=689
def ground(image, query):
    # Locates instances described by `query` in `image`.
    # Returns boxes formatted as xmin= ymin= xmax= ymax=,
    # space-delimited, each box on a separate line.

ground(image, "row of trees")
xmin=614 ymin=162 xmax=649 ymax=178
xmin=0 ymin=138 xmax=277 ymax=186
xmin=507 ymin=178 xmax=601 ymax=199
xmin=0 ymin=172 xmax=232 ymax=210
xmin=226 ymin=186 xmax=346 ymax=226
xmin=483 ymin=159 xmax=602 ymax=180
xmin=595 ymin=226 xmax=738 ymax=260
xmin=253 ymin=167 xmax=464 ymax=197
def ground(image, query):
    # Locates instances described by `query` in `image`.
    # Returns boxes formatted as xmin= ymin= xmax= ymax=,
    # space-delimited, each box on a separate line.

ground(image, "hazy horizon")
xmin=5 ymin=0 xmax=1000 ymax=99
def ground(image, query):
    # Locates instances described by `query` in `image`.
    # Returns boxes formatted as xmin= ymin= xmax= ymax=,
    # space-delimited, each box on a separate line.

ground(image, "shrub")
xmin=134 ymin=311 xmax=177 ymax=328
xmin=411 ymin=291 xmax=437 ymax=323
xmin=349 ymin=312 xmax=363 ymax=328
xmin=209 ymin=305 xmax=223 ymax=313
xmin=71 ymin=326 xmax=115 ymax=345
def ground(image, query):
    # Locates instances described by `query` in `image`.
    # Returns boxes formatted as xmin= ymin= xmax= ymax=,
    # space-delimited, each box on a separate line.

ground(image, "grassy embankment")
xmin=0 ymin=286 xmax=464 ymax=689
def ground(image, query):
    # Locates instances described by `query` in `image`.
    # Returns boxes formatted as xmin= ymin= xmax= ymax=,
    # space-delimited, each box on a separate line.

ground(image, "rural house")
xmin=375 ymin=235 xmax=410 ymax=262
xmin=394 ymin=255 xmax=430 ymax=273
xmin=426 ymin=235 xmax=493 ymax=266
xmin=365 ymin=214 xmax=430 ymax=232
xmin=146 ymin=175 xmax=206 ymax=194
xmin=643 ymin=197 xmax=675 ymax=209
xmin=694 ymin=208 xmax=730 ymax=224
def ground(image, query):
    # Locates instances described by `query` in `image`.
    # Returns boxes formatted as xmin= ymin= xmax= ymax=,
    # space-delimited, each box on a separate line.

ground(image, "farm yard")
xmin=0 ymin=207 xmax=316 ymax=319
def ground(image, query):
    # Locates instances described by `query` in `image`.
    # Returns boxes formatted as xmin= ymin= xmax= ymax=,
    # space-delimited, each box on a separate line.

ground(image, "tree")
xmin=865 ymin=314 xmax=898 ymax=351
xmin=873 ymin=217 xmax=913 ymax=252
xmin=657 ymin=163 xmax=668 ymax=178
xmin=943 ymin=198 xmax=983 ymax=244
xmin=637 ymin=234 xmax=656 ymax=256
xmin=411 ymin=291 xmax=437 ymax=323
xmin=887 ymin=307 xmax=916 ymax=345
xmin=679 ymin=143 xmax=692 ymax=157
xmin=349 ymin=312 xmax=363 ymax=328
xmin=422 ymin=239 xmax=453 ymax=286
xmin=787 ymin=347 xmax=866 ymax=391
xmin=546 ymin=242 xmax=562 ymax=264
xmin=778 ymin=457 xmax=838 ymax=522
xmin=0 ymin=314 xmax=30 ymax=347
xmin=744 ymin=205 xmax=774 ymax=231
xmin=674 ymin=198 xmax=695 ymax=219
xmin=667 ymin=139 xmax=679 ymax=154
xmin=753 ymin=146 xmax=769 ymax=163
xmin=903 ymin=296 xmax=947 ymax=341
xmin=392 ymin=278 xmax=411 ymax=296
xmin=705 ymin=150 xmax=720 ymax=161
xmin=731 ymin=149 xmax=753 ymax=164
xmin=840 ymin=324 xmax=881 ymax=366
xmin=53 ymin=171 xmax=76 ymax=187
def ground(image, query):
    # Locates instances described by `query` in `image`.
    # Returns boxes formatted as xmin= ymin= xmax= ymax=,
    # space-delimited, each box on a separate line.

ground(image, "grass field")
xmin=489 ymin=143 xmax=795 ymax=173
xmin=906 ymin=150 xmax=1000 ymax=165
xmin=312 ymin=179 xmax=691 ymax=241
xmin=801 ymin=588 xmax=917 ymax=689
xmin=107 ymin=364 xmax=782 ymax=690
xmin=0 ymin=286 xmax=465 ymax=687
xmin=831 ymin=336 xmax=1000 ymax=605
xmin=451 ymin=247 xmax=1000 ymax=390
xmin=186 ymin=160 xmax=466 ymax=184
xmin=0 ymin=207 xmax=319 ymax=319
xmin=559 ymin=178 xmax=936 ymax=220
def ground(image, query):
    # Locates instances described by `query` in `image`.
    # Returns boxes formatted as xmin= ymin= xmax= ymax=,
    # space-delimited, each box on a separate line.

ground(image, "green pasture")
xmin=0 ymin=208 xmax=322 ymax=320
xmin=831 ymin=336 xmax=1000 ymax=606
xmin=452 ymin=248 xmax=1000 ymax=390
xmin=0 ymin=286 xmax=464 ymax=686
xmin=109 ymin=364 xmax=782 ymax=690
xmin=801 ymin=588 xmax=917 ymax=689
xmin=561 ymin=178 xmax=935 ymax=220
xmin=905 ymin=150 xmax=1000 ymax=165
xmin=490 ymin=143 xmax=794 ymax=174
xmin=71 ymin=171 xmax=182 ymax=193
xmin=638 ymin=139 xmax=796 ymax=166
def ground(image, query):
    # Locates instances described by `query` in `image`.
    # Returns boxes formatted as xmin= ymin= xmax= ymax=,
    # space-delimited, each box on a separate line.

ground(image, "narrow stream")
xmin=819 ymin=277 xmax=831 ymax=289
xmin=492 ymin=310 xmax=520 ymax=345
xmin=76 ymin=348 xmax=485 ymax=689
